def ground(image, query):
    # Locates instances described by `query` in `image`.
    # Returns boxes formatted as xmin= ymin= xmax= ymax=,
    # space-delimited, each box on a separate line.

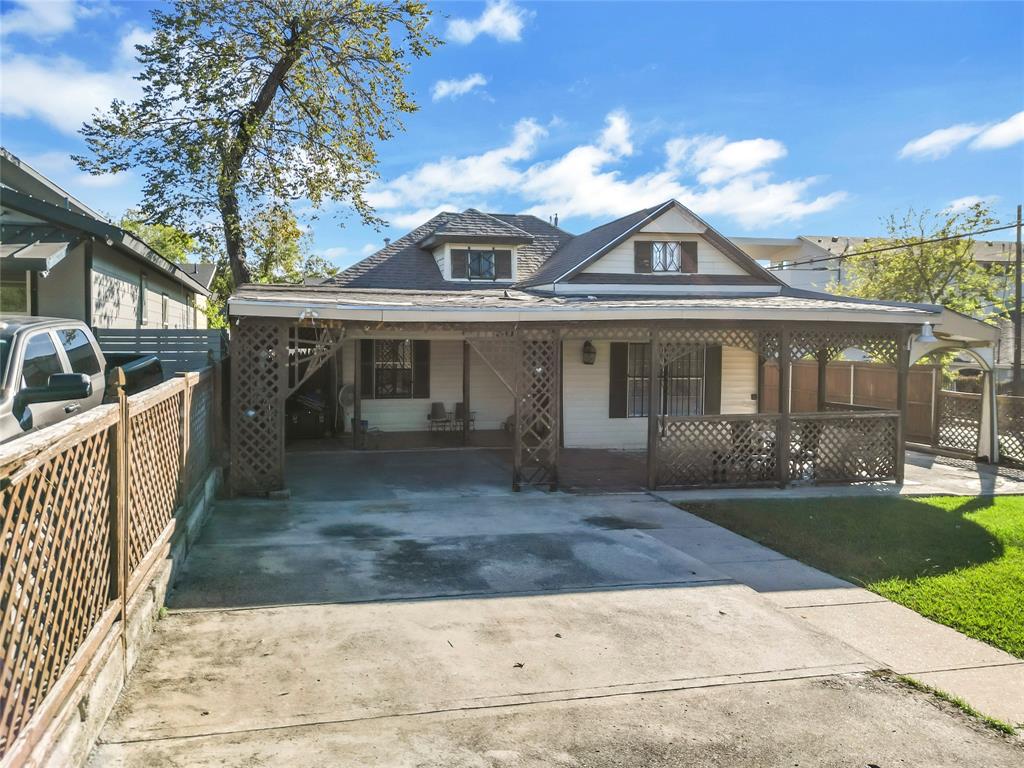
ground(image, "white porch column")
xmin=979 ymin=368 xmax=999 ymax=462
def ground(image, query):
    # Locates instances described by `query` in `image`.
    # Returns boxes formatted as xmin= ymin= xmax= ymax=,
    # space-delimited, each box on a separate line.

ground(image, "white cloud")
xmin=370 ymin=111 xmax=846 ymax=230
xmin=23 ymin=150 xmax=131 ymax=190
xmin=432 ymin=73 xmax=487 ymax=101
xmin=900 ymin=111 xmax=1024 ymax=160
xmin=316 ymin=246 xmax=350 ymax=261
xmin=970 ymin=111 xmax=1024 ymax=151
xmin=944 ymin=195 xmax=999 ymax=213
xmin=360 ymin=243 xmax=379 ymax=256
xmin=366 ymin=118 xmax=545 ymax=210
xmin=669 ymin=136 xmax=787 ymax=185
xmin=447 ymin=0 xmax=531 ymax=44
xmin=0 ymin=53 xmax=141 ymax=134
xmin=899 ymin=123 xmax=983 ymax=160
xmin=1 ymin=21 xmax=148 ymax=137
xmin=0 ymin=0 xmax=78 ymax=40
xmin=117 ymin=24 xmax=154 ymax=64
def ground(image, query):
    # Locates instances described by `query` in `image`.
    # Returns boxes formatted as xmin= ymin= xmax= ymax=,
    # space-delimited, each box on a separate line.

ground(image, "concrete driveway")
xmin=90 ymin=450 xmax=1022 ymax=766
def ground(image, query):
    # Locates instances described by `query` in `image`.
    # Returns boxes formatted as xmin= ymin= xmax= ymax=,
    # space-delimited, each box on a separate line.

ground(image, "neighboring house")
xmin=735 ymin=234 xmax=1016 ymax=295
xmin=227 ymin=199 xmax=997 ymax=495
xmin=0 ymin=148 xmax=211 ymax=329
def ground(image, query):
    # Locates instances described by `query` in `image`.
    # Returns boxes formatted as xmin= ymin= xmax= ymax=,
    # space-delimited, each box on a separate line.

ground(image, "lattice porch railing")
xmin=0 ymin=363 xmax=222 ymax=763
xmin=789 ymin=411 xmax=899 ymax=483
xmin=657 ymin=414 xmax=780 ymax=487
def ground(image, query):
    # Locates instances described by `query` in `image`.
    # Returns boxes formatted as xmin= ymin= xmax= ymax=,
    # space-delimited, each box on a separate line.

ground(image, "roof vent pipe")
xmin=384 ymin=237 xmax=391 ymax=247
xmin=554 ymin=213 xmax=559 ymax=227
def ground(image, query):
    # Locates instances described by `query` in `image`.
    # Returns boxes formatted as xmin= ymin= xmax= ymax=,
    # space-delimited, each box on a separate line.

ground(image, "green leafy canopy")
xmin=833 ymin=202 xmax=1009 ymax=320
xmin=76 ymin=0 xmax=439 ymax=288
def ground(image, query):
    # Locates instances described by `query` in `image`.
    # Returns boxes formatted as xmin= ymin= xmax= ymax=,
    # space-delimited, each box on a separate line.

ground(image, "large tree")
xmin=76 ymin=0 xmax=438 ymax=288
xmin=118 ymin=209 xmax=197 ymax=263
xmin=834 ymin=203 xmax=1009 ymax=318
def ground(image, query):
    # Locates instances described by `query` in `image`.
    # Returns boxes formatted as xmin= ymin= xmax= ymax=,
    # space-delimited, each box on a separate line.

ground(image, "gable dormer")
xmin=417 ymin=209 xmax=534 ymax=283
xmin=522 ymin=200 xmax=783 ymax=293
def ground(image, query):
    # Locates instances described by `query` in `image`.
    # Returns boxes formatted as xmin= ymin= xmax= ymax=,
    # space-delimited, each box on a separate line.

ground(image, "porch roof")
xmin=229 ymin=283 xmax=960 ymax=326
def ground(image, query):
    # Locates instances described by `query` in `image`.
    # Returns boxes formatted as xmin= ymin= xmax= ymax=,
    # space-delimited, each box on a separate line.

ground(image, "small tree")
xmin=76 ymin=0 xmax=438 ymax=288
xmin=834 ymin=203 xmax=1009 ymax=319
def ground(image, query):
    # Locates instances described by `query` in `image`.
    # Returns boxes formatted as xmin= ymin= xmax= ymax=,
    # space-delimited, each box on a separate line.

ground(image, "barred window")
xmin=468 ymin=250 xmax=495 ymax=279
xmin=625 ymin=343 xmax=704 ymax=417
xmin=652 ymin=241 xmax=681 ymax=272
xmin=373 ymin=339 xmax=413 ymax=398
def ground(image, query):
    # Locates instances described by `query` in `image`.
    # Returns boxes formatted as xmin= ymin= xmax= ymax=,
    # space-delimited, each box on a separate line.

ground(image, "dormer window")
xmin=451 ymin=248 xmax=513 ymax=280
xmin=653 ymin=242 xmax=681 ymax=272
xmin=469 ymin=250 xmax=495 ymax=279
xmin=634 ymin=241 xmax=699 ymax=273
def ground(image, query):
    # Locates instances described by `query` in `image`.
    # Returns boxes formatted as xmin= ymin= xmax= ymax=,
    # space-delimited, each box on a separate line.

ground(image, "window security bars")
xmin=626 ymin=342 xmax=705 ymax=417
xmin=374 ymin=339 xmax=413 ymax=398
xmin=468 ymin=250 xmax=496 ymax=280
xmin=652 ymin=241 xmax=681 ymax=272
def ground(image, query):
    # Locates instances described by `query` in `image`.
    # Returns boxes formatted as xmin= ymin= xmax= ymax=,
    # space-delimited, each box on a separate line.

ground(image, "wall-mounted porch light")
xmin=917 ymin=322 xmax=937 ymax=344
xmin=582 ymin=340 xmax=597 ymax=365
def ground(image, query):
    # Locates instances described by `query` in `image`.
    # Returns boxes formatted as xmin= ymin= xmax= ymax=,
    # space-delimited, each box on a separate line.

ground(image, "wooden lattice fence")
xmin=935 ymin=390 xmax=982 ymax=456
xmin=0 ymin=365 xmax=221 ymax=764
xmin=996 ymin=394 xmax=1024 ymax=466
xmin=654 ymin=411 xmax=899 ymax=488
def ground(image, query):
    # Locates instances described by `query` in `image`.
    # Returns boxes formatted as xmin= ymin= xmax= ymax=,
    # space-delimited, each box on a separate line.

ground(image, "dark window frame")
xmin=624 ymin=342 xmax=706 ymax=418
xmin=362 ymin=339 xmax=430 ymax=400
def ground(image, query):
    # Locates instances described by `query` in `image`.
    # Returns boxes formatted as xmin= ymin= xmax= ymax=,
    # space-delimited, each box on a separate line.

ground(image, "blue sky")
xmin=1 ymin=0 xmax=1022 ymax=270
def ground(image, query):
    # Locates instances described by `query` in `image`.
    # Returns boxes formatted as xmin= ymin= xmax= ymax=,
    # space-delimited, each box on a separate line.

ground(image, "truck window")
xmin=58 ymin=328 xmax=101 ymax=375
xmin=22 ymin=334 xmax=64 ymax=388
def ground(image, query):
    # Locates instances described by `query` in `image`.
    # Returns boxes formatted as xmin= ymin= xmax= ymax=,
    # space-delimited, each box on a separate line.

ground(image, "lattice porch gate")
xmin=230 ymin=318 xmax=345 ymax=495
xmin=467 ymin=329 xmax=561 ymax=490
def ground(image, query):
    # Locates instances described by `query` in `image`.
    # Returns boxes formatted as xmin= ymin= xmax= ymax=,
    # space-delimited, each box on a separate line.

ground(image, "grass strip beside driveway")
xmin=683 ymin=495 xmax=1024 ymax=659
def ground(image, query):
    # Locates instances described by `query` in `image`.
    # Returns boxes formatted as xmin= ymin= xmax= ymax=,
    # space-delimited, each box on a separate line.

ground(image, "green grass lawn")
xmin=684 ymin=495 xmax=1024 ymax=659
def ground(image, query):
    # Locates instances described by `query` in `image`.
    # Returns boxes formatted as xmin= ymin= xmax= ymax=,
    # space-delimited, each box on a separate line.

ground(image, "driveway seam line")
xmin=98 ymin=666 xmax=876 ymax=748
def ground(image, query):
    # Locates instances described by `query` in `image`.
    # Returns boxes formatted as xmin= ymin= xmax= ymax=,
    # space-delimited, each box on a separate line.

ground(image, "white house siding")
xmin=340 ymin=337 xmax=511 ymax=432
xmin=720 ymin=346 xmax=758 ymax=414
xmin=563 ymin=341 xmax=759 ymax=449
xmin=563 ymin=340 xmax=647 ymax=449
xmin=581 ymin=234 xmax=747 ymax=275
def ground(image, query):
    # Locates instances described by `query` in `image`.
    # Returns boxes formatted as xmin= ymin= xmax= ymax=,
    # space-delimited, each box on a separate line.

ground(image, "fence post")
xmin=931 ymin=366 xmax=941 ymax=448
xmin=106 ymin=367 xmax=129 ymax=662
xmin=178 ymin=373 xmax=193 ymax=505
xmin=895 ymin=329 xmax=910 ymax=484
xmin=646 ymin=328 xmax=660 ymax=490
xmin=776 ymin=326 xmax=792 ymax=488
xmin=208 ymin=350 xmax=223 ymax=460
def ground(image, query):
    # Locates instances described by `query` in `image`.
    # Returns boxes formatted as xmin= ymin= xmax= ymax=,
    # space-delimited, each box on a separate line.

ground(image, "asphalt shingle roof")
xmin=520 ymin=204 xmax=666 ymax=286
xmin=326 ymin=210 xmax=570 ymax=290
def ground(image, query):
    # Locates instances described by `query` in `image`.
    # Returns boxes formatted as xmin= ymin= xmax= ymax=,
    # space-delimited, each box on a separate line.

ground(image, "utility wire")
xmin=766 ymin=223 xmax=1019 ymax=271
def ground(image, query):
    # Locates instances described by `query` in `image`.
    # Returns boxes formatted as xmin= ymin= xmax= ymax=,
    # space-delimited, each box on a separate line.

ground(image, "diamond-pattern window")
xmin=652 ymin=242 xmax=681 ymax=272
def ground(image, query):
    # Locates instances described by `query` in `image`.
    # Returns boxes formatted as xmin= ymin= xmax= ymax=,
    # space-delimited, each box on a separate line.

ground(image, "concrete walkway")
xmin=89 ymin=450 xmax=1022 ymax=765
xmin=655 ymin=450 xmax=1024 ymax=502
xmin=647 ymin=507 xmax=1024 ymax=729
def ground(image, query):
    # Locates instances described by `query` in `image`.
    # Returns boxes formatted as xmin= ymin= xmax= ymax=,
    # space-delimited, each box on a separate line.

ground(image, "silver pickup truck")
xmin=0 ymin=316 xmax=161 ymax=444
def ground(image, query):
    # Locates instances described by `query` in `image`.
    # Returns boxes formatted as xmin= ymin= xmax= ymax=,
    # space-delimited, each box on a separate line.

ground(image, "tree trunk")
xmin=218 ymin=180 xmax=251 ymax=287
xmin=217 ymin=26 xmax=304 ymax=288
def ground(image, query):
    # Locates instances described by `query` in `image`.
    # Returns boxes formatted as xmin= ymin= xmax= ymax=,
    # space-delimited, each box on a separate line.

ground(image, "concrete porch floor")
xmin=89 ymin=450 xmax=1023 ymax=765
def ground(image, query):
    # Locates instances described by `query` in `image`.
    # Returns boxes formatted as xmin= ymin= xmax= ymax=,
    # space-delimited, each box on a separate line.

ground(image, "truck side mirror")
xmin=18 ymin=373 xmax=93 ymax=406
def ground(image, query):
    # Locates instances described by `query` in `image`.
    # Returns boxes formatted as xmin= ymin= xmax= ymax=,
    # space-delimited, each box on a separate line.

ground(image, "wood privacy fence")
xmin=94 ymin=329 xmax=228 ymax=378
xmin=0 ymin=365 xmax=222 ymax=764
xmin=762 ymin=360 xmax=939 ymax=444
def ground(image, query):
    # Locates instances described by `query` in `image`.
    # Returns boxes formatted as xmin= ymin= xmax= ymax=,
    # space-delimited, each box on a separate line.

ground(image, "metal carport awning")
xmin=0 ymin=240 xmax=70 ymax=272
